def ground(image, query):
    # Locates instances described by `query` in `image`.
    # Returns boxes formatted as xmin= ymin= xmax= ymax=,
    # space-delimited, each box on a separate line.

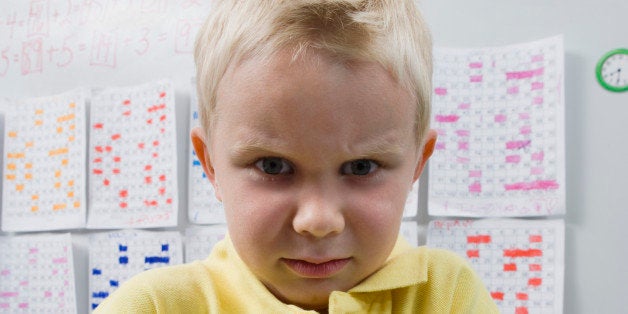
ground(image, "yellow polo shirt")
xmin=95 ymin=237 xmax=498 ymax=313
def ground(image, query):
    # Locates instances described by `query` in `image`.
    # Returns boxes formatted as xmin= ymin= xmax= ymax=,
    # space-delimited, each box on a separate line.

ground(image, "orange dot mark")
xmin=73 ymin=201 xmax=80 ymax=208
xmin=67 ymin=180 xmax=74 ymax=187
xmin=25 ymin=141 xmax=34 ymax=148
xmin=35 ymin=109 xmax=44 ymax=115
xmin=69 ymin=124 xmax=75 ymax=130
xmin=25 ymin=163 xmax=32 ymax=169
xmin=5 ymin=174 xmax=16 ymax=180
xmin=54 ymin=182 xmax=62 ymax=189
xmin=15 ymin=184 xmax=24 ymax=191
xmin=31 ymin=206 xmax=39 ymax=212
xmin=57 ymin=114 xmax=75 ymax=123
xmin=49 ymin=148 xmax=69 ymax=156
xmin=8 ymin=131 xmax=17 ymax=138
xmin=7 ymin=152 xmax=25 ymax=159
xmin=7 ymin=163 xmax=16 ymax=170
xmin=57 ymin=126 xmax=63 ymax=133
xmin=25 ymin=173 xmax=33 ymax=180
xmin=53 ymin=203 xmax=67 ymax=211
xmin=31 ymin=194 xmax=39 ymax=200
xmin=69 ymin=102 xmax=76 ymax=108
xmin=67 ymin=191 xmax=74 ymax=198
xmin=55 ymin=170 xmax=62 ymax=178
xmin=68 ymin=136 xmax=75 ymax=142
xmin=35 ymin=120 xmax=43 ymax=126
xmin=62 ymin=159 xmax=69 ymax=166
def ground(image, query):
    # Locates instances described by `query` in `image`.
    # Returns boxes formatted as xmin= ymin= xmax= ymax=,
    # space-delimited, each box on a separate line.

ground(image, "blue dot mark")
xmin=109 ymin=280 xmax=119 ymax=287
xmin=119 ymin=256 xmax=129 ymax=264
xmin=92 ymin=291 xmax=109 ymax=299
xmin=192 ymin=160 xmax=201 ymax=166
xmin=193 ymin=111 xmax=198 ymax=120
xmin=92 ymin=268 xmax=102 ymax=275
xmin=161 ymin=244 xmax=169 ymax=252
xmin=92 ymin=303 xmax=99 ymax=310
xmin=145 ymin=256 xmax=170 ymax=264
xmin=118 ymin=244 xmax=128 ymax=252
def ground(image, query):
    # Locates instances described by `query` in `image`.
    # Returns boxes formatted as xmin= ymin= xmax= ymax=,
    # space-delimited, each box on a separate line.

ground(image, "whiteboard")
xmin=1 ymin=0 xmax=627 ymax=313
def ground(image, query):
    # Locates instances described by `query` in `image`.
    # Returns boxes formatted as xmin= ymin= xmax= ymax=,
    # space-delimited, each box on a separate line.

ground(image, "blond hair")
xmin=194 ymin=0 xmax=432 ymax=144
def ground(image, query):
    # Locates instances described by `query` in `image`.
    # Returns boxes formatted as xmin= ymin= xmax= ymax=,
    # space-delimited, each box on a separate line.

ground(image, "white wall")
xmin=1 ymin=0 xmax=627 ymax=313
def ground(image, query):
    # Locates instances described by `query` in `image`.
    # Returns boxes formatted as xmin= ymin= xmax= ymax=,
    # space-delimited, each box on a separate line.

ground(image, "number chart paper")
xmin=2 ymin=89 xmax=87 ymax=232
xmin=88 ymin=230 xmax=182 ymax=311
xmin=185 ymin=225 xmax=228 ymax=263
xmin=188 ymin=84 xmax=226 ymax=224
xmin=0 ymin=233 xmax=76 ymax=313
xmin=87 ymin=80 xmax=178 ymax=229
xmin=429 ymin=36 xmax=565 ymax=217
xmin=427 ymin=219 xmax=564 ymax=314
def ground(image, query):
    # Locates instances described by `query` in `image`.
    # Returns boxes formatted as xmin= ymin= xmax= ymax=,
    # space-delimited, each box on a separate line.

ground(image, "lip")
xmin=282 ymin=257 xmax=351 ymax=278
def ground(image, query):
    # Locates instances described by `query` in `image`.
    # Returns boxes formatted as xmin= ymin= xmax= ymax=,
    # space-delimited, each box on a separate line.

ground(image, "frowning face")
xmin=191 ymin=49 xmax=435 ymax=311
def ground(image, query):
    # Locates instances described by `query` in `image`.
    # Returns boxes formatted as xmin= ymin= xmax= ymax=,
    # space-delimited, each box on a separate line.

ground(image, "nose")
xmin=292 ymin=184 xmax=345 ymax=238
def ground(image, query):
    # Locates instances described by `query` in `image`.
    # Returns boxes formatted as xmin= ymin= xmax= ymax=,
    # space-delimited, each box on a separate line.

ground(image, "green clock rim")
xmin=595 ymin=48 xmax=628 ymax=92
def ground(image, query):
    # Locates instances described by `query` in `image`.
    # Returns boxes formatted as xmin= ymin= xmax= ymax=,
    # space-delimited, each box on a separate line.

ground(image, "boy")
xmin=96 ymin=0 xmax=498 ymax=312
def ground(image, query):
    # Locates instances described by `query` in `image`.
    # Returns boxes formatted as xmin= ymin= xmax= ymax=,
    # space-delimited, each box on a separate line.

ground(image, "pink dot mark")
xmin=533 ymin=96 xmax=544 ymax=105
xmin=458 ymin=142 xmax=469 ymax=150
xmin=507 ymin=86 xmax=519 ymax=95
xmin=531 ymin=82 xmax=544 ymax=90
xmin=506 ymin=155 xmax=521 ymax=163
xmin=19 ymin=303 xmax=28 ymax=309
xmin=494 ymin=114 xmax=507 ymax=123
xmin=469 ymin=170 xmax=482 ymax=178
xmin=434 ymin=87 xmax=447 ymax=96
xmin=0 ymin=269 xmax=10 ymax=276
xmin=531 ymin=151 xmax=545 ymax=161
xmin=520 ymin=125 xmax=532 ymax=135
xmin=435 ymin=142 xmax=446 ymax=150
xmin=435 ymin=115 xmax=460 ymax=123
xmin=470 ymin=75 xmax=483 ymax=83
xmin=458 ymin=103 xmax=471 ymax=110
xmin=506 ymin=140 xmax=531 ymax=150
xmin=0 ymin=303 xmax=8 ymax=309
xmin=44 ymin=291 xmax=52 ymax=298
xmin=0 ymin=292 xmax=18 ymax=297
xmin=531 ymin=54 xmax=544 ymax=62
xmin=519 ymin=113 xmax=530 ymax=120
xmin=530 ymin=167 xmax=544 ymax=175
xmin=19 ymin=281 xmax=28 ymax=286
xmin=469 ymin=62 xmax=483 ymax=69
xmin=457 ymin=156 xmax=470 ymax=164
xmin=456 ymin=130 xmax=470 ymax=137
xmin=29 ymin=248 xmax=39 ymax=254
xmin=506 ymin=67 xmax=544 ymax=80
xmin=468 ymin=182 xmax=482 ymax=193
xmin=53 ymin=257 xmax=67 ymax=264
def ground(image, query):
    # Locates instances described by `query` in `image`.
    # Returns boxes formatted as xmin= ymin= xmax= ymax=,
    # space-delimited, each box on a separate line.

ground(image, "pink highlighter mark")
xmin=531 ymin=151 xmax=545 ymax=161
xmin=506 ymin=67 xmax=544 ymax=80
xmin=469 ymin=170 xmax=482 ymax=178
xmin=530 ymin=167 xmax=544 ymax=175
xmin=531 ymin=82 xmax=544 ymax=90
xmin=494 ymin=114 xmax=507 ymax=123
xmin=506 ymin=140 xmax=531 ymax=150
xmin=470 ymin=75 xmax=483 ymax=83
xmin=434 ymin=87 xmax=447 ymax=96
xmin=507 ymin=86 xmax=519 ymax=95
xmin=456 ymin=130 xmax=470 ymax=137
xmin=469 ymin=62 xmax=483 ymax=68
xmin=469 ymin=182 xmax=482 ymax=193
xmin=435 ymin=115 xmax=460 ymax=123
xmin=504 ymin=180 xmax=559 ymax=191
xmin=506 ymin=155 xmax=521 ymax=163
xmin=458 ymin=103 xmax=471 ymax=110
xmin=435 ymin=142 xmax=446 ymax=150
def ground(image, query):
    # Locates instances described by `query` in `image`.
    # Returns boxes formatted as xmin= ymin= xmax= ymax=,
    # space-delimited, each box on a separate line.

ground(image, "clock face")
xmin=596 ymin=48 xmax=628 ymax=92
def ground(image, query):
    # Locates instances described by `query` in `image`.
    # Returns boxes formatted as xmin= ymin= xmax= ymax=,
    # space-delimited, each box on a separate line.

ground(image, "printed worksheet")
xmin=427 ymin=219 xmax=564 ymax=314
xmin=2 ymin=89 xmax=87 ymax=231
xmin=429 ymin=36 xmax=565 ymax=217
xmin=86 ymin=80 xmax=178 ymax=228
xmin=88 ymin=230 xmax=182 ymax=311
xmin=0 ymin=233 xmax=76 ymax=312
xmin=188 ymin=83 xmax=226 ymax=224
xmin=184 ymin=225 xmax=228 ymax=262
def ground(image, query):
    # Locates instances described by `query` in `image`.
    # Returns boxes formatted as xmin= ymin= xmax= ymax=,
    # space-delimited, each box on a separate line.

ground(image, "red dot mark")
xmin=145 ymin=176 xmax=152 ymax=184
xmin=113 ymin=156 xmax=121 ymax=162
xmin=146 ymin=119 xmax=153 ymax=124
xmin=153 ymin=140 xmax=159 ymax=146
xmin=112 ymin=168 xmax=120 ymax=174
xmin=123 ymin=110 xmax=131 ymax=116
xmin=144 ymin=200 xmax=158 ymax=206
xmin=528 ymin=278 xmax=542 ymax=287
xmin=123 ymin=99 xmax=131 ymax=105
xmin=119 ymin=190 xmax=128 ymax=198
xmin=144 ymin=165 xmax=152 ymax=171
xmin=166 ymin=198 xmax=172 ymax=204
xmin=158 ymin=187 xmax=166 ymax=195
xmin=119 ymin=202 xmax=127 ymax=208
xmin=529 ymin=235 xmax=543 ymax=243
xmin=138 ymin=143 xmax=145 ymax=149
xmin=93 ymin=169 xmax=103 ymax=175
xmin=504 ymin=249 xmax=543 ymax=258
xmin=159 ymin=175 xmax=166 ymax=181
xmin=467 ymin=235 xmax=491 ymax=244
xmin=516 ymin=293 xmax=528 ymax=301
xmin=503 ymin=263 xmax=517 ymax=271
xmin=105 ymin=146 xmax=112 ymax=152
xmin=93 ymin=158 xmax=102 ymax=163
xmin=111 ymin=134 xmax=121 ymax=140
xmin=159 ymin=115 xmax=166 ymax=122
xmin=152 ymin=153 xmax=158 ymax=158
xmin=93 ymin=123 xmax=104 ymax=129
xmin=159 ymin=92 xmax=166 ymax=98
xmin=490 ymin=292 xmax=504 ymax=301
xmin=466 ymin=250 xmax=479 ymax=258
xmin=103 ymin=178 xmax=110 ymax=186
xmin=95 ymin=146 xmax=104 ymax=153
xmin=529 ymin=264 xmax=542 ymax=271
xmin=515 ymin=307 xmax=528 ymax=314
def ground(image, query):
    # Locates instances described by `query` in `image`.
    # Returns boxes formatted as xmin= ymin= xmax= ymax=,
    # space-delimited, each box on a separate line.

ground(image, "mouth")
xmin=281 ymin=257 xmax=352 ymax=278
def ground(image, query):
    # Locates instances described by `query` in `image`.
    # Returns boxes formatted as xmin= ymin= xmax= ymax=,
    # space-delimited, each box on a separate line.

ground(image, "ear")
xmin=190 ymin=126 xmax=222 ymax=201
xmin=412 ymin=129 xmax=438 ymax=182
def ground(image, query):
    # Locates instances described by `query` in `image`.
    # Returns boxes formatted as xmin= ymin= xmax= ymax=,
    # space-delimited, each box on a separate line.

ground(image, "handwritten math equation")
xmin=427 ymin=219 xmax=564 ymax=314
xmin=87 ymin=79 xmax=178 ymax=229
xmin=0 ymin=233 xmax=76 ymax=313
xmin=89 ymin=230 xmax=182 ymax=311
xmin=2 ymin=89 xmax=87 ymax=232
xmin=0 ymin=0 xmax=209 ymax=78
xmin=429 ymin=36 xmax=565 ymax=217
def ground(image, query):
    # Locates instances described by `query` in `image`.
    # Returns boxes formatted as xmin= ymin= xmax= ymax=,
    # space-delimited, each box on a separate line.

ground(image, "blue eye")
xmin=255 ymin=157 xmax=293 ymax=175
xmin=341 ymin=159 xmax=378 ymax=176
